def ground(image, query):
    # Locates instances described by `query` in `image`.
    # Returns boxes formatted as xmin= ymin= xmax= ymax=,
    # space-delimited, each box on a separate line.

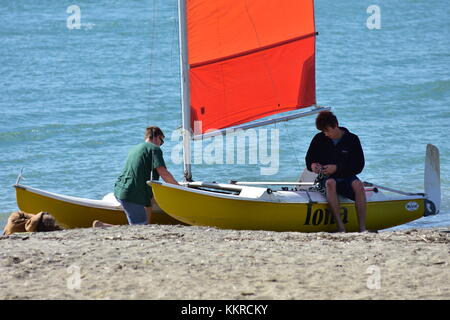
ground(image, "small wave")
xmin=0 ymin=117 xmax=142 ymax=145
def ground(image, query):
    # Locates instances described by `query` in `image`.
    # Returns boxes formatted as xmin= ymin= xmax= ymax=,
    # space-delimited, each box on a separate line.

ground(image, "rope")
xmin=282 ymin=122 xmax=303 ymax=173
xmin=147 ymin=0 xmax=159 ymax=124
xmin=313 ymin=167 xmax=327 ymax=195
xmin=170 ymin=2 xmax=179 ymax=77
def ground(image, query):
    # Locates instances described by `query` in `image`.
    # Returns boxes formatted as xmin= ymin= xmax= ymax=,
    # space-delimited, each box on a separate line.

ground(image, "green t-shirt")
xmin=114 ymin=142 xmax=166 ymax=206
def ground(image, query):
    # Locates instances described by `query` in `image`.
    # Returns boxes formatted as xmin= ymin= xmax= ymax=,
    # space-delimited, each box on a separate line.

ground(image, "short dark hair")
xmin=145 ymin=126 xmax=164 ymax=140
xmin=316 ymin=111 xmax=338 ymax=131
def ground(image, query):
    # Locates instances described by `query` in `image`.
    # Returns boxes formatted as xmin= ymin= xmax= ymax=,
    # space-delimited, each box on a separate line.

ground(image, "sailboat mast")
xmin=178 ymin=0 xmax=192 ymax=181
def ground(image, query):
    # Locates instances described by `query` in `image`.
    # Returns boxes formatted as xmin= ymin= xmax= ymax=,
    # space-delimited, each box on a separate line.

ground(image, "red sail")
xmin=187 ymin=0 xmax=316 ymax=133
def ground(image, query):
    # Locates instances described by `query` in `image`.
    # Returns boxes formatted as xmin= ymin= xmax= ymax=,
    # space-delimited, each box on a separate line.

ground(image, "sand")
xmin=0 ymin=224 xmax=449 ymax=300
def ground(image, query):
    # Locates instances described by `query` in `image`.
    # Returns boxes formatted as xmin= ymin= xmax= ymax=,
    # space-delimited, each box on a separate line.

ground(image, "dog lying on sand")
xmin=3 ymin=211 xmax=63 ymax=235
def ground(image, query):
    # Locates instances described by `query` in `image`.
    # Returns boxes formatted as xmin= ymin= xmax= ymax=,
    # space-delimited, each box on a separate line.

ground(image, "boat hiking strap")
xmin=363 ymin=181 xmax=425 ymax=197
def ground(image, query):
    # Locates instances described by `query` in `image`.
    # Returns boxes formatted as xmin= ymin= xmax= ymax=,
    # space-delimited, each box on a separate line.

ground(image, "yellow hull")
xmin=151 ymin=182 xmax=426 ymax=232
xmin=14 ymin=185 xmax=183 ymax=229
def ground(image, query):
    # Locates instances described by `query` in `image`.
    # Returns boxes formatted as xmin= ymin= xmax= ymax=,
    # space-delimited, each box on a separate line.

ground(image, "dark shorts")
xmin=325 ymin=175 xmax=359 ymax=200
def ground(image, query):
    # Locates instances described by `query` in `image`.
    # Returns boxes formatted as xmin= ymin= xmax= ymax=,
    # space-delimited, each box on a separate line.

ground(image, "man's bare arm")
xmin=156 ymin=166 xmax=179 ymax=185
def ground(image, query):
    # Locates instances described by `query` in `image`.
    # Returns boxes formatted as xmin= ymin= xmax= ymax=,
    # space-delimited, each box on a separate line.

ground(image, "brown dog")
xmin=3 ymin=211 xmax=63 ymax=235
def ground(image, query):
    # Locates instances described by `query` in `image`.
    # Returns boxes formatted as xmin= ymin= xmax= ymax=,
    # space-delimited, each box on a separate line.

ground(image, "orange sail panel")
xmin=187 ymin=0 xmax=316 ymax=133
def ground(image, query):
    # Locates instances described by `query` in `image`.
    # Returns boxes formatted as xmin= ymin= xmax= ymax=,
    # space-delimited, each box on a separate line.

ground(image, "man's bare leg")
xmin=326 ymin=179 xmax=345 ymax=232
xmin=92 ymin=220 xmax=115 ymax=228
xmin=145 ymin=205 xmax=153 ymax=225
xmin=352 ymin=179 xmax=367 ymax=232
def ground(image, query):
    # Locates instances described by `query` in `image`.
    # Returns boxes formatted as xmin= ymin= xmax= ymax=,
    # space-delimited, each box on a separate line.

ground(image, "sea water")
xmin=1 ymin=0 xmax=449 ymax=230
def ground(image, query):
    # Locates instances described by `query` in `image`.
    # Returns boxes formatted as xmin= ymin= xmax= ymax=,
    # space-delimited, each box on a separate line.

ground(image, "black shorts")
xmin=325 ymin=176 xmax=359 ymax=200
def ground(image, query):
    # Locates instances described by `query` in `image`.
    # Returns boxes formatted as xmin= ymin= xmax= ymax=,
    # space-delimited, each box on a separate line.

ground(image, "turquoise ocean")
xmin=1 ymin=0 xmax=449 ymax=230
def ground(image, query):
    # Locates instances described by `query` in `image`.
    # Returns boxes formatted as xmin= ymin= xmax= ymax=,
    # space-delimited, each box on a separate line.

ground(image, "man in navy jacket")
xmin=305 ymin=111 xmax=367 ymax=232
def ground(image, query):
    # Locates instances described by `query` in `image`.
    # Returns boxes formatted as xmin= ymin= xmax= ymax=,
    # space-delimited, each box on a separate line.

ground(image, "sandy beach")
xmin=0 ymin=224 xmax=449 ymax=300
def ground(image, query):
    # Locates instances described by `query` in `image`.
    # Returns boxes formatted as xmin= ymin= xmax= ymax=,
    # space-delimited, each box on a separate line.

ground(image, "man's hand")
xmin=322 ymin=164 xmax=337 ymax=176
xmin=311 ymin=162 xmax=322 ymax=174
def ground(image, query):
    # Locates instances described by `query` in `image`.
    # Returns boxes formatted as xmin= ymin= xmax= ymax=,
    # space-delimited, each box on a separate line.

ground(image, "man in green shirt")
xmin=93 ymin=126 xmax=178 ymax=227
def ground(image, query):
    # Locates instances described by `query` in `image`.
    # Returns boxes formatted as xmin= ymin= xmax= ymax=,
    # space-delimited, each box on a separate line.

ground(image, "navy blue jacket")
xmin=305 ymin=127 xmax=365 ymax=178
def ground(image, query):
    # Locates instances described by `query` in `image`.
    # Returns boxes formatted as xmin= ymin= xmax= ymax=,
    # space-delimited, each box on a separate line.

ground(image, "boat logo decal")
xmin=405 ymin=201 xmax=419 ymax=212
xmin=304 ymin=207 xmax=348 ymax=226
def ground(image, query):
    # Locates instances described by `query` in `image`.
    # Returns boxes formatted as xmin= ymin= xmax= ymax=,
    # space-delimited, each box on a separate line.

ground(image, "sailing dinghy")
xmin=13 ymin=0 xmax=440 ymax=232
xmin=148 ymin=0 xmax=441 ymax=232
xmin=14 ymin=175 xmax=182 ymax=229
